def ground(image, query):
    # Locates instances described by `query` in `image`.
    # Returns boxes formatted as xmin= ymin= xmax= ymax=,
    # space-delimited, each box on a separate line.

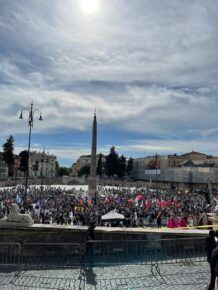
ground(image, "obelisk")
xmin=89 ymin=112 xmax=97 ymax=200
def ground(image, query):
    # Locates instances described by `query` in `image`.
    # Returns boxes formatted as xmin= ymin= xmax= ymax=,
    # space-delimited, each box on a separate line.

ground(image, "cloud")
xmin=0 ymin=0 xmax=218 ymax=165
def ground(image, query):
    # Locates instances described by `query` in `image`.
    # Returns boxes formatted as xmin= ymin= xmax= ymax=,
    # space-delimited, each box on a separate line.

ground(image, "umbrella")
xmin=101 ymin=210 xmax=125 ymax=221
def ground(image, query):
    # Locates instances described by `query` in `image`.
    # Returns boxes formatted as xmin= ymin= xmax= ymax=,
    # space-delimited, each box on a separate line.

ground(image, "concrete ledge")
xmin=0 ymin=223 xmax=209 ymax=246
xmin=0 ymin=223 xmax=209 ymax=234
xmin=94 ymin=226 xmax=209 ymax=236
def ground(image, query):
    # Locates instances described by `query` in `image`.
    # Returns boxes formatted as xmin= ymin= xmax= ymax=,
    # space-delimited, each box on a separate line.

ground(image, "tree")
xmin=105 ymin=146 xmax=118 ymax=177
xmin=2 ymin=135 xmax=15 ymax=177
xmin=19 ymin=150 xmax=29 ymax=174
xmin=97 ymin=153 xmax=103 ymax=177
xmin=126 ymin=157 xmax=134 ymax=177
xmin=117 ymin=155 xmax=126 ymax=178
xmin=55 ymin=161 xmax=60 ymax=176
xmin=78 ymin=165 xmax=90 ymax=177
xmin=58 ymin=167 xmax=71 ymax=177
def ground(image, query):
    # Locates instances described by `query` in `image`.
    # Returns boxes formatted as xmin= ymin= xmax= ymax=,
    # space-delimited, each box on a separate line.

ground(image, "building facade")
xmin=0 ymin=153 xmax=8 ymax=179
xmin=71 ymin=154 xmax=106 ymax=177
xmin=132 ymin=151 xmax=218 ymax=187
xmin=29 ymin=151 xmax=57 ymax=178
xmin=11 ymin=155 xmax=24 ymax=179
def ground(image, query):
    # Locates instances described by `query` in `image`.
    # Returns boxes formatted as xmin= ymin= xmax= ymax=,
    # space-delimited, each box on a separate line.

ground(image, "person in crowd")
xmin=166 ymin=214 xmax=178 ymax=228
xmin=156 ymin=212 xmax=162 ymax=228
xmin=215 ymin=230 xmax=218 ymax=243
xmin=206 ymin=230 xmax=216 ymax=265
xmin=86 ymin=222 xmax=96 ymax=241
xmin=177 ymin=215 xmax=187 ymax=228
xmin=148 ymin=212 xmax=155 ymax=227
xmin=85 ymin=221 xmax=96 ymax=267
xmin=208 ymin=243 xmax=218 ymax=290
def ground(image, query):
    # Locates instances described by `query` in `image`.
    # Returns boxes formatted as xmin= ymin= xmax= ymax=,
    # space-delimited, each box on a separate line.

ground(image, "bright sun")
xmin=80 ymin=0 xmax=99 ymax=14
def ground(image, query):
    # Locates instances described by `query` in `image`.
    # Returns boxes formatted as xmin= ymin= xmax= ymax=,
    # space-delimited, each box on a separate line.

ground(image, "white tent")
xmin=101 ymin=210 xmax=125 ymax=221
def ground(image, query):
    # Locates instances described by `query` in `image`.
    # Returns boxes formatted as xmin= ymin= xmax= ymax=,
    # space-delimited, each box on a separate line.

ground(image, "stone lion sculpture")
xmin=7 ymin=203 xmax=34 ymax=225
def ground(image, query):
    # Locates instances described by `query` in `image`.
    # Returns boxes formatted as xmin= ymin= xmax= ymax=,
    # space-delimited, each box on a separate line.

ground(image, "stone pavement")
xmin=0 ymin=262 xmax=210 ymax=290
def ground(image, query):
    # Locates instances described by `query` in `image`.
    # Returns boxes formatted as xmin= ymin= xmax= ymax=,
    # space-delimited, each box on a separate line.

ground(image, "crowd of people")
xmin=0 ymin=185 xmax=215 ymax=228
xmin=0 ymin=184 xmax=218 ymax=287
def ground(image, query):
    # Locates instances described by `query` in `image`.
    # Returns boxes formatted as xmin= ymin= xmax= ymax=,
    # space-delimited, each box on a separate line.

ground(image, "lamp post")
xmin=19 ymin=102 xmax=43 ymax=210
xmin=137 ymin=161 xmax=139 ymax=189
xmin=155 ymin=153 xmax=158 ymax=193
xmin=40 ymin=149 xmax=45 ymax=198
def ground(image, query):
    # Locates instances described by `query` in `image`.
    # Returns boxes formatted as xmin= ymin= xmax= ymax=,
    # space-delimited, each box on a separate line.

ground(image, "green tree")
xmin=97 ymin=153 xmax=103 ymax=177
xmin=58 ymin=167 xmax=71 ymax=177
xmin=19 ymin=150 xmax=29 ymax=174
xmin=55 ymin=161 xmax=60 ymax=176
xmin=126 ymin=157 xmax=134 ymax=177
xmin=117 ymin=155 xmax=126 ymax=178
xmin=105 ymin=146 xmax=118 ymax=177
xmin=2 ymin=135 xmax=15 ymax=177
xmin=78 ymin=165 xmax=90 ymax=177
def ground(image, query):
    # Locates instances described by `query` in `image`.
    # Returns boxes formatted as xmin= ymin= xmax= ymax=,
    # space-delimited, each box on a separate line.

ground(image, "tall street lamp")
xmin=155 ymin=152 xmax=158 ymax=193
xmin=19 ymin=102 xmax=43 ymax=209
xmin=40 ymin=149 xmax=45 ymax=198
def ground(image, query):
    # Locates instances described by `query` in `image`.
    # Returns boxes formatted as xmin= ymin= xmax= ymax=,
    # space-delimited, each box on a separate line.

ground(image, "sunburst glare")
xmin=80 ymin=0 xmax=99 ymax=14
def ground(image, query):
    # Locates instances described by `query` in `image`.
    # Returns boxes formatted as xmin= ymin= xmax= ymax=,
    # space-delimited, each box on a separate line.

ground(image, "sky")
xmin=0 ymin=0 xmax=218 ymax=166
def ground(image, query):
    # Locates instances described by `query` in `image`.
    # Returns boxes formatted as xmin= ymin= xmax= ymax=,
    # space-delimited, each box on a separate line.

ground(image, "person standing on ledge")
xmin=156 ymin=212 xmax=162 ymax=228
xmin=86 ymin=221 xmax=96 ymax=241
xmin=85 ymin=222 xmax=96 ymax=267
xmin=206 ymin=230 xmax=216 ymax=265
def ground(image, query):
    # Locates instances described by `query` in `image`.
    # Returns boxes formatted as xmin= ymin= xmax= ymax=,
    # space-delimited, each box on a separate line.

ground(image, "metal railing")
xmin=155 ymin=238 xmax=206 ymax=265
xmin=85 ymin=239 xmax=156 ymax=267
xmin=85 ymin=237 xmax=206 ymax=267
xmin=0 ymin=238 xmax=207 ymax=273
xmin=19 ymin=243 xmax=84 ymax=270
xmin=0 ymin=243 xmax=21 ymax=268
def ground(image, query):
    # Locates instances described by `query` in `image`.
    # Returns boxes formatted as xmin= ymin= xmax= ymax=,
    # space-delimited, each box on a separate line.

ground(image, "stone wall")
xmin=0 ymin=224 xmax=208 ymax=245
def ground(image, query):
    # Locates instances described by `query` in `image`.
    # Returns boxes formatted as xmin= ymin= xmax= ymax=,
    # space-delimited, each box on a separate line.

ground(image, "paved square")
xmin=0 ymin=262 xmax=210 ymax=290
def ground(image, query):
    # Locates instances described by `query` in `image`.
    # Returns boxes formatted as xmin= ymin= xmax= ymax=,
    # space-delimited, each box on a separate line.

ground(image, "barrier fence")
xmin=86 ymin=237 xmax=206 ymax=267
xmin=0 ymin=243 xmax=21 ymax=268
xmin=19 ymin=243 xmax=84 ymax=270
xmin=0 ymin=238 xmax=207 ymax=273
xmin=156 ymin=238 xmax=206 ymax=265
